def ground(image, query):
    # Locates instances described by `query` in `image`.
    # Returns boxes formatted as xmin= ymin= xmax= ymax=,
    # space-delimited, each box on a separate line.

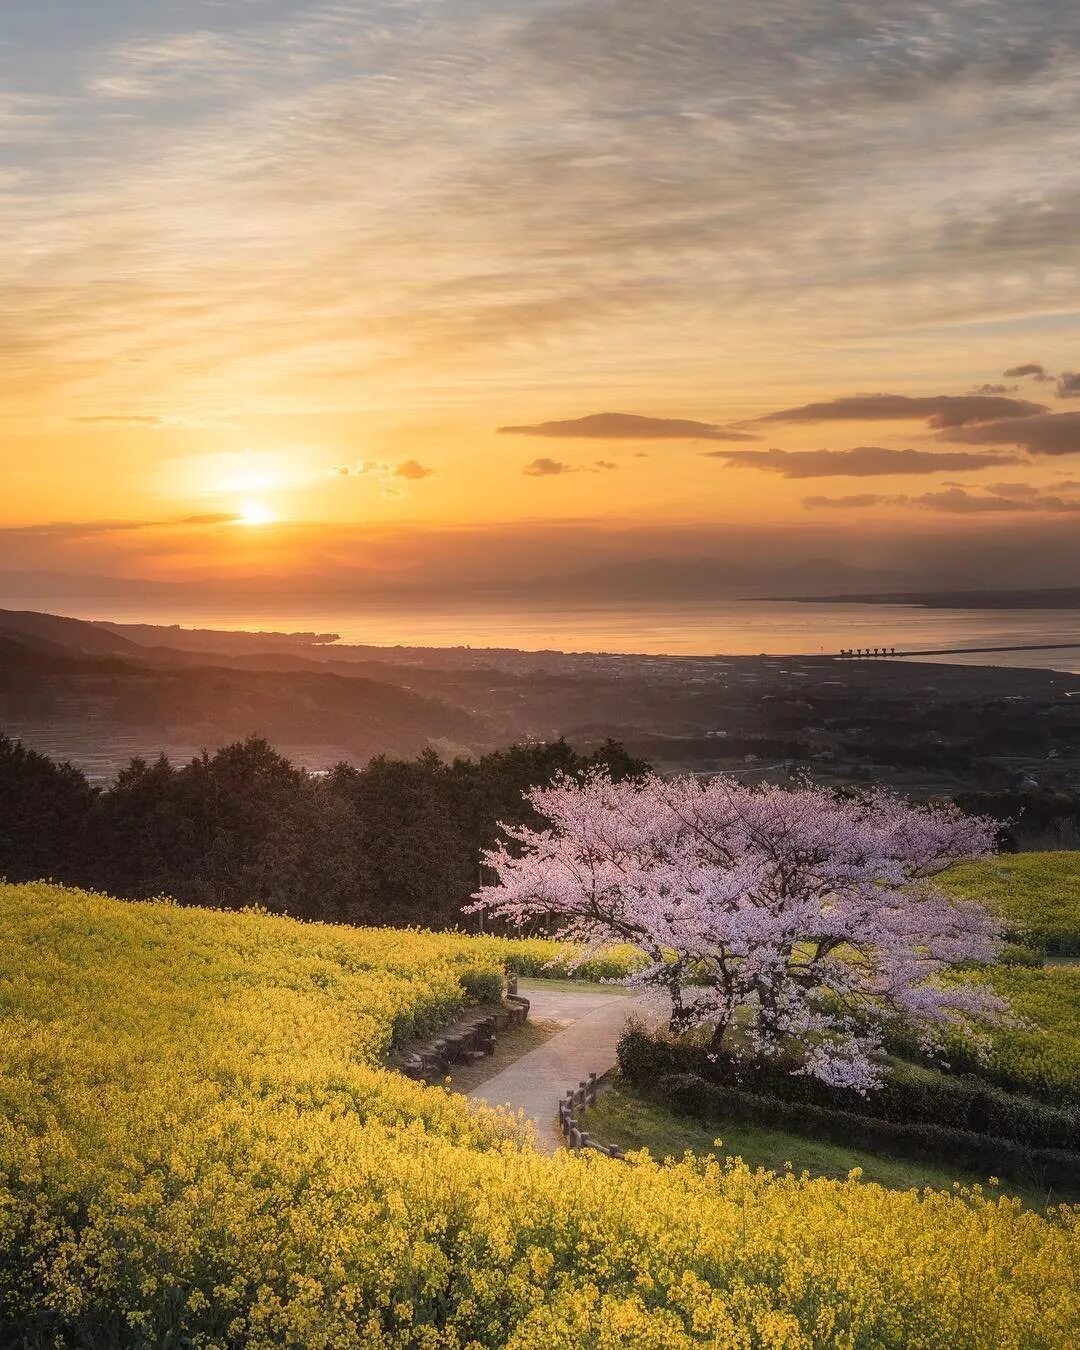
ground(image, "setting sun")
xmin=237 ymin=502 xmax=276 ymax=527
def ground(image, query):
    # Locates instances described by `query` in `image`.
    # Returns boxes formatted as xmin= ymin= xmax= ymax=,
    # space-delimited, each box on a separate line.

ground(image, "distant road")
xmin=847 ymin=642 xmax=1080 ymax=659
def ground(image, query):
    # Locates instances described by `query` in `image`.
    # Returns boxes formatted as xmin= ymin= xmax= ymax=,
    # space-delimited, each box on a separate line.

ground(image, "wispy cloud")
xmin=802 ymin=493 xmax=887 ymax=510
xmin=941 ymin=411 xmax=1080 ymax=456
xmin=758 ymin=393 xmax=1046 ymax=429
xmin=71 ymin=415 xmax=165 ymax=426
xmin=710 ymin=446 xmax=1018 ymax=478
xmin=1003 ymin=362 xmax=1053 ymax=382
xmin=0 ymin=513 xmax=240 ymax=540
xmin=6 ymin=0 xmax=1077 ymax=426
xmin=333 ymin=459 xmax=434 ymax=481
xmin=805 ymin=485 xmax=1080 ymax=514
xmin=522 ymin=456 xmax=619 ymax=476
xmin=500 ymin=412 xmax=755 ymax=441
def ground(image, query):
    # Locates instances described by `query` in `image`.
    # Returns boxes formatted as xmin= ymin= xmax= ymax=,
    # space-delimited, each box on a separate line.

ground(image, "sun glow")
xmin=237 ymin=501 xmax=276 ymax=527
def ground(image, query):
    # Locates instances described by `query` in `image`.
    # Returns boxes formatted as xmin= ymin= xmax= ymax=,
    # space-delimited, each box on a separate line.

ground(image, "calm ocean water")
xmin=10 ymin=596 xmax=1080 ymax=672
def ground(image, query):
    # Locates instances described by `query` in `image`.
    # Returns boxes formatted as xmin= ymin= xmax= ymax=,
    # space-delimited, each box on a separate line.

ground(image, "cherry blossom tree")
xmin=470 ymin=772 xmax=1010 ymax=1090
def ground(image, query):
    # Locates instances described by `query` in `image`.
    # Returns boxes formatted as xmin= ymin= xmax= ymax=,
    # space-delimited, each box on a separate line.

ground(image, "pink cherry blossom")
xmin=469 ymin=771 xmax=1010 ymax=1090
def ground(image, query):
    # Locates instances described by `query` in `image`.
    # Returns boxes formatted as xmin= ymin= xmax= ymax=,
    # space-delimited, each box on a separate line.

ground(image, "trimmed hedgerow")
xmin=617 ymin=1026 xmax=1079 ymax=1151
xmin=645 ymin=1073 xmax=1080 ymax=1198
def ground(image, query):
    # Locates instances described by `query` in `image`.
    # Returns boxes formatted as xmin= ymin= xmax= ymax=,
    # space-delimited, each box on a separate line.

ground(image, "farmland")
xmin=0 ymin=882 xmax=1076 ymax=1346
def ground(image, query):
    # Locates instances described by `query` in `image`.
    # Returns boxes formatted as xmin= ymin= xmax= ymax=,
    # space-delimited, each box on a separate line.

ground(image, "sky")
xmin=2 ymin=0 xmax=1080 ymax=597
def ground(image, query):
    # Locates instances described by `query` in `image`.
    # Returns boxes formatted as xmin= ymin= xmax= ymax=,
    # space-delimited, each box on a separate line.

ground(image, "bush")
xmin=455 ymin=964 xmax=506 ymax=1005
xmin=617 ymin=1026 xmax=1080 ymax=1150
xmin=1000 ymin=942 xmax=1044 ymax=967
xmin=648 ymin=1073 xmax=1080 ymax=1198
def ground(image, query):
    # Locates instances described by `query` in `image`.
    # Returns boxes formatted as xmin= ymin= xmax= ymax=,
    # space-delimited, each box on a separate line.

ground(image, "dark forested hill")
xmin=0 ymin=733 xmax=645 ymax=925
xmin=0 ymin=632 xmax=491 ymax=767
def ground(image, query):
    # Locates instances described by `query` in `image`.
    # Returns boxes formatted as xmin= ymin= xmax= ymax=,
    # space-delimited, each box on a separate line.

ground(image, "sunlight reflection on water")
xmin=10 ymin=597 xmax=1080 ymax=671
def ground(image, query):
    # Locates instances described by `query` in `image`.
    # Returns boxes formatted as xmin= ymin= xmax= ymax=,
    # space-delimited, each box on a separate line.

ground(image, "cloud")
xmin=333 ymin=460 xmax=389 ymax=478
xmin=802 ymin=494 xmax=887 ymax=510
xmin=709 ymin=446 xmax=1018 ymax=478
xmin=804 ymin=485 xmax=1080 ymax=514
xmin=758 ymin=393 xmax=1046 ymax=429
xmin=985 ymin=482 xmax=1041 ymax=499
xmin=907 ymin=488 xmax=1052 ymax=514
xmin=1003 ymin=363 xmax=1052 ymax=381
xmin=179 ymin=513 xmax=242 ymax=526
xmin=71 ymin=414 xmax=165 ymax=426
xmin=942 ymin=411 xmax=1080 ymax=456
xmin=523 ymin=457 xmax=573 ymax=476
xmin=0 ymin=513 xmax=239 ymax=540
xmin=522 ymin=455 xmax=620 ymax=476
xmin=394 ymin=460 xmax=433 ymax=480
xmin=89 ymin=31 xmax=254 ymax=102
xmin=69 ymin=413 xmax=237 ymax=430
xmin=1057 ymin=372 xmax=1080 ymax=399
xmin=6 ymin=0 xmax=1080 ymax=442
xmin=334 ymin=459 xmax=434 ymax=483
xmin=971 ymin=384 xmax=1014 ymax=395
xmin=499 ymin=412 xmax=755 ymax=441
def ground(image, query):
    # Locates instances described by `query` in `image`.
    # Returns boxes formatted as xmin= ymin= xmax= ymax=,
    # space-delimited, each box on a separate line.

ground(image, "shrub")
xmin=647 ymin=1073 xmax=1080 ymax=1198
xmin=474 ymin=935 xmax=647 ymax=982
xmin=617 ymin=1026 xmax=1080 ymax=1150
xmin=999 ymin=942 xmax=1044 ymax=967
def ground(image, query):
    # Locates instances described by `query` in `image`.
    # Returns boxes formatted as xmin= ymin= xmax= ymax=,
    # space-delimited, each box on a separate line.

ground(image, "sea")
xmin=7 ymin=596 xmax=1080 ymax=673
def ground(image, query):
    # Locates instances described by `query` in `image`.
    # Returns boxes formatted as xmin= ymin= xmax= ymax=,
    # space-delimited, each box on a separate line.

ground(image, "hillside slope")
xmin=0 ymin=633 xmax=490 ymax=763
xmin=0 ymin=883 xmax=1075 ymax=1347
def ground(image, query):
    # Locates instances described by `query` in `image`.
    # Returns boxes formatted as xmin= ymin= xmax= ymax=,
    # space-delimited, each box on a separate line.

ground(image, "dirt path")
xmin=468 ymin=978 xmax=652 ymax=1152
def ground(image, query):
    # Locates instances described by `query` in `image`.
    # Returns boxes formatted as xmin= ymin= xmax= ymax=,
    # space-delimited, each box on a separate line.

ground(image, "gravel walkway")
xmin=468 ymin=979 xmax=652 ymax=1152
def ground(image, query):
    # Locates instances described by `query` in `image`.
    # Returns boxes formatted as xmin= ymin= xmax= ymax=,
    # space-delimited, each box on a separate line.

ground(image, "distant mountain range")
xmin=0 ymin=610 xmax=491 ymax=774
xmin=0 ymin=556 xmax=920 ymax=605
xmin=794 ymin=587 xmax=1080 ymax=610
xmin=553 ymin=556 xmax=917 ymax=600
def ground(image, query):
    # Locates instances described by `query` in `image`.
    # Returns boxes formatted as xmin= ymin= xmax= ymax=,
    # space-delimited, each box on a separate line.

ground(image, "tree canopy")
xmin=472 ymin=771 xmax=1009 ymax=1090
xmin=0 ymin=734 xmax=646 ymax=928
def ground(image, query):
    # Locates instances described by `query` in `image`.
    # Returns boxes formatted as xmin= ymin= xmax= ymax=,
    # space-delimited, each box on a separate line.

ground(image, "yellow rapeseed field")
xmin=943 ymin=852 xmax=1080 ymax=956
xmin=0 ymin=882 xmax=1076 ymax=1347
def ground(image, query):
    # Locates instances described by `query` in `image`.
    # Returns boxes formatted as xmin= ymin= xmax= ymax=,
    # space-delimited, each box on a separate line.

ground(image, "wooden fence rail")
xmin=557 ymin=1071 xmax=627 ymax=1160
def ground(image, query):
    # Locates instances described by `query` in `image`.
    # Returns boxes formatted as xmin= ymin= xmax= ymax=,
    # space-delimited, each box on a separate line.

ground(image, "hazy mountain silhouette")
xmin=550 ymin=556 xmax=916 ymax=600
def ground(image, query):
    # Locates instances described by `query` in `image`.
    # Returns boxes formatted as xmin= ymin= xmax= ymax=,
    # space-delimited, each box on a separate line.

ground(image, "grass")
xmin=517 ymin=975 xmax=635 ymax=996
xmin=582 ymin=1084 xmax=1060 ymax=1211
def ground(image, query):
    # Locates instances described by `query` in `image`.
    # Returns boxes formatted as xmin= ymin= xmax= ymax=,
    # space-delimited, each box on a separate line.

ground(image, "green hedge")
xmin=648 ymin=1072 xmax=1080 ymax=1198
xmin=617 ymin=1027 xmax=1079 ymax=1151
